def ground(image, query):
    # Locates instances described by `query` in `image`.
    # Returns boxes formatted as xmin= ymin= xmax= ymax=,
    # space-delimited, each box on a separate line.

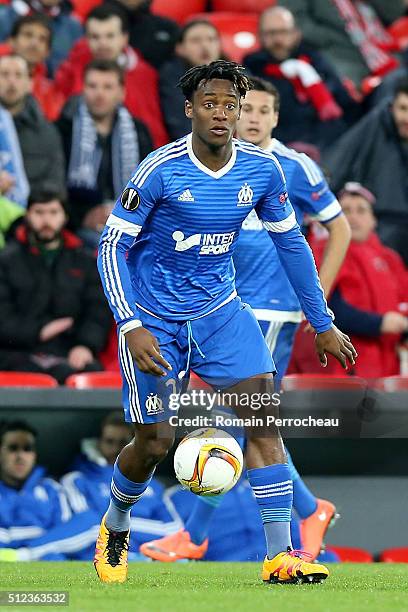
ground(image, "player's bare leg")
xmin=225 ymin=373 xmax=329 ymax=584
xmin=94 ymin=422 xmax=175 ymax=583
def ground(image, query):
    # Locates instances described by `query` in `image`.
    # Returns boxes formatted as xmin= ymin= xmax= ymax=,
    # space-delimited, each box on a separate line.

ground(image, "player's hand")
xmin=315 ymin=325 xmax=357 ymax=370
xmin=68 ymin=345 xmax=94 ymax=370
xmin=125 ymin=327 xmax=172 ymax=377
xmin=39 ymin=317 xmax=74 ymax=342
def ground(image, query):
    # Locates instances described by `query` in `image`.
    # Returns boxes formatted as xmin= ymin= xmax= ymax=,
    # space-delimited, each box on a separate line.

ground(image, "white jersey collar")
xmin=187 ymin=133 xmax=237 ymax=179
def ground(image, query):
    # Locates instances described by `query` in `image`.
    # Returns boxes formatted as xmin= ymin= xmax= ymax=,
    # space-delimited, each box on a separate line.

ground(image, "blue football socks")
xmin=248 ymin=463 xmax=293 ymax=559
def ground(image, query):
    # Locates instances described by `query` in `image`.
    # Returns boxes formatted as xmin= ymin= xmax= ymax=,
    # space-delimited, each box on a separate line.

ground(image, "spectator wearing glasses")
xmin=243 ymin=6 xmax=358 ymax=149
xmin=0 ymin=414 xmax=182 ymax=562
xmin=0 ymin=420 xmax=71 ymax=560
xmin=277 ymin=0 xmax=403 ymax=87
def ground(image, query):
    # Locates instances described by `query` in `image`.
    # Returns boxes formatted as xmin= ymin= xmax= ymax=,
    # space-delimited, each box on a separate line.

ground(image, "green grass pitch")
xmin=1 ymin=562 xmax=407 ymax=612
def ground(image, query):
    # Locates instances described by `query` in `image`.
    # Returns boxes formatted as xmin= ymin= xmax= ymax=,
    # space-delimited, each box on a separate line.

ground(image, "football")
xmin=173 ymin=428 xmax=243 ymax=496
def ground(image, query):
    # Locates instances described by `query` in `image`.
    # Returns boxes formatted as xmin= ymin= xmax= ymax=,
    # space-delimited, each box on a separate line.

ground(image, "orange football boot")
xmin=94 ymin=514 xmax=129 ymax=583
xmin=140 ymin=529 xmax=208 ymax=562
xmin=262 ymin=547 xmax=329 ymax=584
xmin=300 ymin=498 xmax=338 ymax=560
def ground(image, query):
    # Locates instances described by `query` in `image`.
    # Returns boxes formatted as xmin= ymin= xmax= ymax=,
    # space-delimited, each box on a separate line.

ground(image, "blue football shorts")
xmin=118 ymin=296 xmax=274 ymax=423
xmin=257 ymin=319 xmax=299 ymax=383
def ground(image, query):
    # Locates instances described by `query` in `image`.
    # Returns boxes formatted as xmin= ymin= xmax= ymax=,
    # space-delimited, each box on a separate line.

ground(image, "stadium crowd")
xmin=0 ymin=0 xmax=407 ymax=566
xmin=0 ymin=0 xmax=407 ymax=384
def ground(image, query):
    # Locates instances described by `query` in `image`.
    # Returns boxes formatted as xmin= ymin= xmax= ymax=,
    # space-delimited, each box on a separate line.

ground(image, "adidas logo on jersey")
xmin=178 ymin=189 xmax=195 ymax=202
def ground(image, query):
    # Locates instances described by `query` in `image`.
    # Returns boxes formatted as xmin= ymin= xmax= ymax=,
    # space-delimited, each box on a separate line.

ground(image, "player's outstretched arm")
xmin=315 ymin=325 xmax=357 ymax=370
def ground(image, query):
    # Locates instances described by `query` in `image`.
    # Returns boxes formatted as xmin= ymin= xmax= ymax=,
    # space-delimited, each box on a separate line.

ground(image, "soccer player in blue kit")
xmin=94 ymin=60 xmax=357 ymax=584
xmin=141 ymin=78 xmax=351 ymax=564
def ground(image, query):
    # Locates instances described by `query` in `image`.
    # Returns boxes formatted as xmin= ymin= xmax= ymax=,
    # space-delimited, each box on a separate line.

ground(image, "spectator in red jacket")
xmin=0 ymin=0 xmax=83 ymax=76
xmin=54 ymin=4 xmax=168 ymax=147
xmin=0 ymin=14 xmax=66 ymax=121
xmin=313 ymin=183 xmax=408 ymax=378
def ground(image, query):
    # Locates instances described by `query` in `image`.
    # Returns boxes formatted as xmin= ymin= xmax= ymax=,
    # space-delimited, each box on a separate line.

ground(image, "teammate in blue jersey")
xmin=94 ymin=60 xmax=356 ymax=585
xmin=140 ymin=78 xmax=350 ymax=565
xmin=236 ymin=78 xmax=350 ymax=557
xmin=235 ymin=80 xmax=351 ymax=379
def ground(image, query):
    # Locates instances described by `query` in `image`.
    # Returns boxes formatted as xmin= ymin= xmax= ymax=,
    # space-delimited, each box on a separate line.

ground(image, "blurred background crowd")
xmin=0 ymin=0 xmax=408 ymax=566
xmin=0 ymin=0 xmax=408 ymax=385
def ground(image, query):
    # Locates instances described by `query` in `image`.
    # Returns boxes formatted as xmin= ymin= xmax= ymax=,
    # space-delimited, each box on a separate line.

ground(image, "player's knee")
xmin=132 ymin=425 xmax=175 ymax=468
xmin=144 ymin=436 xmax=174 ymax=467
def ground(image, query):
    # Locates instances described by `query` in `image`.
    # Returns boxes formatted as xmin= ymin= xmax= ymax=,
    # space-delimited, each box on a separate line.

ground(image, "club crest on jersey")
xmin=145 ymin=393 xmax=164 ymax=416
xmin=237 ymin=182 xmax=253 ymax=207
xmin=279 ymin=191 xmax=288 ymax=204
xmin=121 ymin=187 xmax=140 ymax=211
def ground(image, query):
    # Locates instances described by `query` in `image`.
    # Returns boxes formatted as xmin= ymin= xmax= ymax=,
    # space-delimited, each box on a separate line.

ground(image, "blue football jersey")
xmin=98 ymin=134 xmax=332 ymax=333
xmin=234 ymin=139 xmax=342 ymax=315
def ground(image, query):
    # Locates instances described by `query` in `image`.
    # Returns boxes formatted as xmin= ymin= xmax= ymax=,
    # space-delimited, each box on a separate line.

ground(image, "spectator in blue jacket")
xmin=60 ymin=411 xmax=183 ymax=560
xmin=0 ymin=0 xmax=83 ymax=76
xmin=0 ymin=420 xmax=71 ymax=560
xmin=0 ymin=413 xmax=182 ymax=562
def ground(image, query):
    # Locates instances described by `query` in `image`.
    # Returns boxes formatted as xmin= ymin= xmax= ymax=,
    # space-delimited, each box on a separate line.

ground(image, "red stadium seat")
xmin=388 ymin=17 xmax=408 ymax=50
xmin=326 ymin=546 xmax=373 ymax=563
xmin=151 ymin=0 xmax=207 ymax=25
xmin=0 ymin=372 xmax=58 ymax=388
xmin=65 ymin=371 xmax=122 ymax=389
xmin=212 ymin=0 xmax=275 ymax=14
xmin=375 ymin=376 xmax=408 ymax=392
xmin=281 ymin=374 xmax=367 ymax=392
xmin=379 ymin=547 xmax=408 ymax=563
xmin=190 ymin=12 xmax=259 ymax=63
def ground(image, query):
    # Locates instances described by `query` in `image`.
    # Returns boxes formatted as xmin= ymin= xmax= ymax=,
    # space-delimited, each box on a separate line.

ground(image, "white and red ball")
xmin=174 ymin=428 xmax=243 ymax=496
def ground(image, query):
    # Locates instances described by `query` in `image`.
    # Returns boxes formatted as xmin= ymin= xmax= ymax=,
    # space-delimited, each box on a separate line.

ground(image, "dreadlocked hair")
xmin=178 ymin=60 xmax=252 ymax=101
